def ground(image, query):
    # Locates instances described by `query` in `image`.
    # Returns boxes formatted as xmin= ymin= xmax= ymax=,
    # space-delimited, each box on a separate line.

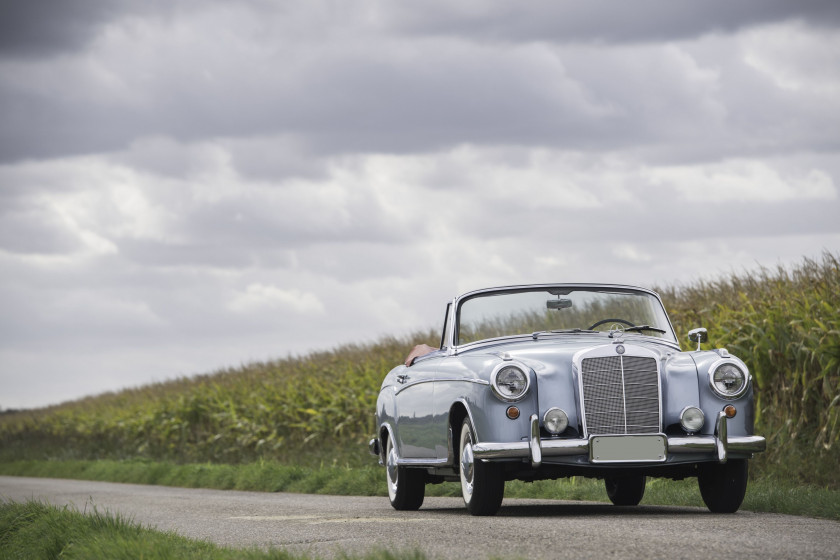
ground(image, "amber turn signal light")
xmin=506 ymin=406 xmax=520 ymax=420
xmin=723 ymin=405 xmax=737 ymax=418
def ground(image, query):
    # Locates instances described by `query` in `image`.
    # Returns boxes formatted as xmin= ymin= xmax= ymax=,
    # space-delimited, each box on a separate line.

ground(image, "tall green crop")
xmin=1 ymin=253 xmax=838 ymax=487
xmin=659 ymin=253 xmax=839 ymax=484
xmin=0 ymin=333 xmax=436 ymax=466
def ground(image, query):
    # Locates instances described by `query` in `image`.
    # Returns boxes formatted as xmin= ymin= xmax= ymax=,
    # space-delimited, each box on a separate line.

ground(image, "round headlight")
xmin=709 ymin=360 xmax=749 ymax=399
xmin=680 ymin=406 xmax=705 ymax=433
xmin=543 ymin=408 xmax=569 ymax=435
xmin=491 ymin=365 xmax=529 ymax=402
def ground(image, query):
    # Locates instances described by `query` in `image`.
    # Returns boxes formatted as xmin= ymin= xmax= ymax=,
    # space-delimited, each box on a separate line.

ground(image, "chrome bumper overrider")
xmin=472 ymin=412 xmax=767 ymax=468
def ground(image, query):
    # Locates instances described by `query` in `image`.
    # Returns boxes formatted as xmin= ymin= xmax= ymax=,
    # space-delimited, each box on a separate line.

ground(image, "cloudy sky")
xmin=2 ymin=1 xmax=839 ymax=410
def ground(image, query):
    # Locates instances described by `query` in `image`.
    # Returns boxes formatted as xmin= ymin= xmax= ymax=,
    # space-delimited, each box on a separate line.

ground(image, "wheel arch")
xmin=378 ymin=422 xmax=396 ymax=464
xmin=448 ymin=399 xmax=475 ymax=468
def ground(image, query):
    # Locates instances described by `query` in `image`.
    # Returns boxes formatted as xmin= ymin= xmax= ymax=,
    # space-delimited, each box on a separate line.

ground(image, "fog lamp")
xmin=723 ymin=405 xmax=737 ymax=418
xmin=543 ymin=407 xmax=569 ymax=435
xmin=680 ymin=406 xmax=705 ymax=433
xmin=506 ymin=406 xmax=520 ymax=420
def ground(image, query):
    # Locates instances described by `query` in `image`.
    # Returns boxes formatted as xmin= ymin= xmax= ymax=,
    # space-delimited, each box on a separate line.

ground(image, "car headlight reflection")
xmin=709 ymin=359 xmax=749 ymax=399
xmin=491 ymin=365 xmax=529 ymax=402
xmin=680 ymin=406 xmax=705 ymax=433
xmin=543 ymin=408 xmax=569 ymax=435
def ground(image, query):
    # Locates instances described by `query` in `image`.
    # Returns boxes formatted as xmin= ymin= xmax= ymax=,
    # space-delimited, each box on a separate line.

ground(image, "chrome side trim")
xmin=394 ymin=377 xmax=488 ymax=396
xmin=439 ymin=377 xmax=490 ymax=385
xmin=395 ymin=457 xmax=451 ymax=467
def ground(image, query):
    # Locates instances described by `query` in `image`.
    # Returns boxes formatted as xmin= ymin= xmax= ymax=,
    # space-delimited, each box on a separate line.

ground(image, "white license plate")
xmin=590 ymin=435 xmax=667 ymax=463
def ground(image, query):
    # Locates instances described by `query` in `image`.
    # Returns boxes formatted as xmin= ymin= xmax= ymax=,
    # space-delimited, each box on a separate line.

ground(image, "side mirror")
xmin=687 ymin=327 xmax=708 ymax=351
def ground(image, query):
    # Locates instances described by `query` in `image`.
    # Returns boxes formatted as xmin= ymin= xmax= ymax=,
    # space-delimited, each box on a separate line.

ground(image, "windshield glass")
xmin=457 ymin=287 xmax=676 ymax=345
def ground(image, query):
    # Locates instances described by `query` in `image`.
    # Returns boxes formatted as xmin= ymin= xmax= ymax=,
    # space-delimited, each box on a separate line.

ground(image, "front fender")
xmin=464 ymin=367 xmax=539 ymax=446
xmin=691 ymin=351 xmax=756 ymax=436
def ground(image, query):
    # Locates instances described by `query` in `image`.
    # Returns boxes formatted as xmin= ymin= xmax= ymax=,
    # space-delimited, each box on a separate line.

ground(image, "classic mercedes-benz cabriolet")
xmin=369 ymin=284 xmax=766 ymax=515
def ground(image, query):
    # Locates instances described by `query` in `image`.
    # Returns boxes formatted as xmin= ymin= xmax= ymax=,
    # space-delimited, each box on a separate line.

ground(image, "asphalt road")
xmin=2 ymin=476 xmax=839 ymax=559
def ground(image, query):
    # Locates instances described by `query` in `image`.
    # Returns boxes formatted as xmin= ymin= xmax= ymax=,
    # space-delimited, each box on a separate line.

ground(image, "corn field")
xmin=0 ymin=334 xmax=435 ymax=466
xmin=659 ymin=252 xmax=839 ymax=485
xmin=1 ymin=254 xmax=838 ymax=485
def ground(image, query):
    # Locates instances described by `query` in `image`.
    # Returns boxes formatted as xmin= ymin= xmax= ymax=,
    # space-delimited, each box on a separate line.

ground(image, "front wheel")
xmin=698 ymin=459 xmax=748 ymax=513
xmin=605 ymin=475 xmax=646 ymax=506
xmin=459 ymin=418 xmax=504 ymax=516
xmin=385 ymin=435 xmax=425 ymax=510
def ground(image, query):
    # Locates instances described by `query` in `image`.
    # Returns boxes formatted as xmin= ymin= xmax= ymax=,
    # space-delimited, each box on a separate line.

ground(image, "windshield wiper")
xmin=532 ymin=329 xmax=598 ymax=340
xmin=622 ymin=325 xmax=667 ymax=334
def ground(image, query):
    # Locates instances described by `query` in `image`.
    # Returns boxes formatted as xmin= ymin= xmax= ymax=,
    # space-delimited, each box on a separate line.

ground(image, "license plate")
xmin=590 ymin=435 xmax=667 ymax=463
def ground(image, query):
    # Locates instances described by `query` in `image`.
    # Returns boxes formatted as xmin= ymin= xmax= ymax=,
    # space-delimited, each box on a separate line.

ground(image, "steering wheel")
xmin=588 ymin=318 xmax=635 ymax=330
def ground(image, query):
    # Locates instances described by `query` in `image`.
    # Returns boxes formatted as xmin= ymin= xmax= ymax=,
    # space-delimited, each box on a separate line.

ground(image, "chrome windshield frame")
xmin=451 ymin=283 xmax=679 ymax=350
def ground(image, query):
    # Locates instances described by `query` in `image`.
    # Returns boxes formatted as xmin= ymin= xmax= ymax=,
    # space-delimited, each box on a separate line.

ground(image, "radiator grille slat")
xmin=581 ymin=354 xmax=660 ymax=435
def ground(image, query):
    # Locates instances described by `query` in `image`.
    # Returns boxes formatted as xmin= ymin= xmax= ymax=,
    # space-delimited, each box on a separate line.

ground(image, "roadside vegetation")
xmin=1 ymin=459 xmax=838 ymax=521
xmin=1 ymin=253 xmax=838 ymax=515
xmin=0 ymin=500 xmax=426 ymax=560
xmin=658 ymin=252 xmax=840 ymax=485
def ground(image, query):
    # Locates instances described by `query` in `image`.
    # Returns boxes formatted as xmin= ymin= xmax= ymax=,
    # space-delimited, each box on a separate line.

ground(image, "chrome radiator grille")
xmin=580 ymin=355 xmax=660 ymax=435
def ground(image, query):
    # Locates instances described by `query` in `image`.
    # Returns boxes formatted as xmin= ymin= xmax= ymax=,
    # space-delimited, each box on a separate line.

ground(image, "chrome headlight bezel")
xmin=708 ymin=358 xmax=750 ymax=399
xmin=490 ymin=363 xmax=530 ymax=402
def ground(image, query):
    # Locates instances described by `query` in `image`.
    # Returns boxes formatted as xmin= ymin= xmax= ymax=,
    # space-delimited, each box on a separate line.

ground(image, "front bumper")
xmin=471 ymin=412 xmax=766 ymax=468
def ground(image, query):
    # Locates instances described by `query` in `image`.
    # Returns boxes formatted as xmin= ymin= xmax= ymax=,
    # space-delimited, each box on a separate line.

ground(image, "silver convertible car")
xmin=369 ymin=284 xmax=766 ymax=516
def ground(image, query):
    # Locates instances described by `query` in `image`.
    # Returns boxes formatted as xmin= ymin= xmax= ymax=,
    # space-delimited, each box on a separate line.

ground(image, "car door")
xmin=394 ymin=361 xmax=438 ymax=459
xmin=394 ymin=303 xmax=451 ymax=460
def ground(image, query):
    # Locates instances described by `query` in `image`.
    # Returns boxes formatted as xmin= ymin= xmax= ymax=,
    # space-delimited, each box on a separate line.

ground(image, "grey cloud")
xmin=294 ymin=242 xmax=427 ymax=283
xmin=0 ymin=210 xmax=83 ymax=255
xmin=0 ymin=0 xmax=177 ymax=59
xmin=452 ymin=189 xmax=840 ymax=249
xmin=4 ymin=3 xmax=838 ymax=165
xmin=104 ymin=185 xmax=416 ymax=270
xmin=0 ymin=0 xmax=118 ymax=58
xmin=0 ymin=85 xmax=151 ymax=163
xmin=4 ymin=0 xmax=836 ymax=63
xmin=222 ymin=137 xmax=331 ymax=183
xmin=380 ymin=0 xmax=840 ymax=44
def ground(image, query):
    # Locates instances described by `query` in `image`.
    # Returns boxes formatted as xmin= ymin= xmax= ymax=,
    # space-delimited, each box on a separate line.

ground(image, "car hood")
xmin=452 ymin=335 xmax=683 ymax=378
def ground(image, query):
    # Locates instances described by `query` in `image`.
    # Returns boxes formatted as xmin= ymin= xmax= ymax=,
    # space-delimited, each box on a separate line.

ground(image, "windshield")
xmin=456 ymin=287 xmax=676 ymax=345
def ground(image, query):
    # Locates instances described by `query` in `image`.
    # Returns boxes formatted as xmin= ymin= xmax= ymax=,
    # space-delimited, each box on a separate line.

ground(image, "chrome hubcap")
xmin=460 ymin=433 xmax=474 ymax=499
xmin=386 ymin=441 xmax=399 ymax=500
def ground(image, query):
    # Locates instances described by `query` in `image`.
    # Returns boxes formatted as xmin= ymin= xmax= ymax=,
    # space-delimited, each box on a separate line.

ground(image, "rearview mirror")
xmin=546 ymin=298 xmax=573 ymax=310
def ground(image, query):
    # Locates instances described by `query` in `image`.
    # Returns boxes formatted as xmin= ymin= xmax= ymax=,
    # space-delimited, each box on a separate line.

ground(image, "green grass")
xmin=2 ymin=459 xmax=838 ymax=521
xmin=0 ymin=459 xmax=383 ymax=496
xmin=0 ymin=500 xmax=428 ymax=560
